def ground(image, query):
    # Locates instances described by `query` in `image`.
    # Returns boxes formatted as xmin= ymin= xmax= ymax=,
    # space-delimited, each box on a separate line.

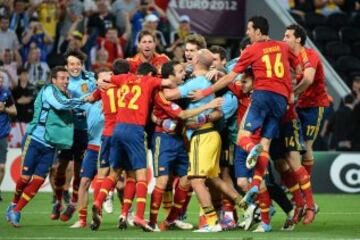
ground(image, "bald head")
xmin=193 ymin=49 xmax=214 ymax=70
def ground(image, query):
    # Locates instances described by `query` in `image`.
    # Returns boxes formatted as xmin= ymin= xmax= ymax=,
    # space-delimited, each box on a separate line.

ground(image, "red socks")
xmin=121 ymin=178 xmax=136 ymax=217
xmin=281 ymin=169 xmax=305 ymax=208
xmin=237 ymin=136 xmax=255 ymax=153
xmin=303 ymin=159 xmax=314 ymax=176
xmin=162 ymin=187 xmax=173 ymax=216
xmin=149 ymin=186 xmax=164 ymax=224
xmin=14 ymin=177 xmax=44 ymax=212
xmin=294 ymin=166 xmax=315 ymax=208
xmin=251 ymin=152 xmax=270 ymax=188
xmin=257 ymin=188 xmax=272 ymax=225
xmin=93 ymin=177 xmax=104 ymax=201
xmin=12 ymin=177 xmax=29 ymax=204
xmin=167 ymin=185 xmax=188 ymax=223
xmin=94 ymin=176 xmax=116 ymax=208
xmin=223 ymin=196 xmax=234 ymax=212
xmin=180 ymin=187 xmax=193 ymax=217
xmin=79 ymin=207 xmax=87 ymax=223
xmin=135 ymin=181 xmax=148 ymax=219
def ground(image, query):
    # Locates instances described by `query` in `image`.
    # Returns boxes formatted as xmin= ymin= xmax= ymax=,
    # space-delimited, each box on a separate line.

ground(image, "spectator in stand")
xmin=91 ymin=48 xmax=112 ymax=73
xmin=83 ymin=0 xmax=97 ymax=17
xmin=92 ymin=13 xmax=131 ymax=64
xmin=87 ymin=0 xmax=119 ymax=38
xmin=24 ymin=46 xmax=50 ymax=89
xmin=0 ymin=15 xmax=21 ymax=58
xmin=289 ymin=0 xmax=325 ymax=16
xmin=315 ymin=0 xmax=345 ymax=16
xmin=328 ymin=94 xmax=354 ymax=151
xmin=131 ymin=0 xmax=165 ymax=50
xmin=12 ymin=67 xmax=35 ymax=123
xmin=0 ymin=64 xmax=16 ymax=90
xmin=0 ymin=0 xmax=13 ymax=16
xmin=35 ymin=0 xmax=60 ymax=50
xmin=22 ymin=16 xmax=53 ymax=62
xmin=112 ymin=0 xmax=139 ymax=33
xmin=60 ymin=30 xmax=87 ymax=54
xmin=57 ymin=0 xmax=85 ymax=51
xmin=170 ymin=15 xmax=195 ymax=45
xmin=0 ymin=71 xmax=17 ymax=201
xmin=352 ymin=75 xmax=360 ymax=104
xmin=1 ymin=49 xmax=22 ymax=85
xmin=171 ymin=43 xmax=185 ymax=63
xmin=9 ymin=0 xmax=30 ymax=42
xmin=135 ymin=14 xmax=167 ymax=53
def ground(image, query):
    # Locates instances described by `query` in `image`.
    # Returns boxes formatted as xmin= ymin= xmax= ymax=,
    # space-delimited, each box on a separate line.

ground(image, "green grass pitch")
xmin=0 ymin=193 xmax=359 ymax=239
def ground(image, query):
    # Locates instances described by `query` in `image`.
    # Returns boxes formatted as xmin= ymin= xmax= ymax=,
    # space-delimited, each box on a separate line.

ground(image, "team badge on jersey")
xmin=81 ymin=83 xmax=89 ymax=93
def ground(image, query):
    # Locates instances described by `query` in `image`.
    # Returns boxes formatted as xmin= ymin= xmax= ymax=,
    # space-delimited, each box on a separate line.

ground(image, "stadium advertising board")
xmin=167 ymin=0 xmax=246 ymax=37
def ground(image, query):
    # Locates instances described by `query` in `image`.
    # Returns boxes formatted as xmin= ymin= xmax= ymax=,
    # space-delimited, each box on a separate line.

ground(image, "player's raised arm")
xmin=189 ymin=47 xmax=253 ymax=101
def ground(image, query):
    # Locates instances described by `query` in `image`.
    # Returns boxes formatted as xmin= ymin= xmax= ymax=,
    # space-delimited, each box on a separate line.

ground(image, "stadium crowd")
xmin=0 ymin=0 xmax=359 ymax=234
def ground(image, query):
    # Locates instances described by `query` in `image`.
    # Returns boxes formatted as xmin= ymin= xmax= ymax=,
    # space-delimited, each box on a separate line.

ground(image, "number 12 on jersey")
xmin=106 ymin=84 xmax=142 ymax=112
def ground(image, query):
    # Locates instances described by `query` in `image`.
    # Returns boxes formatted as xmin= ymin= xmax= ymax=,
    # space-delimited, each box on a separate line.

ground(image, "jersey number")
xmin=117 ymin=84 xmax=141 ymax=110
xmin=106 ymin=88 xmax=117 ymax=113
xmin=261 ymin=53 xmax=285 ymax=78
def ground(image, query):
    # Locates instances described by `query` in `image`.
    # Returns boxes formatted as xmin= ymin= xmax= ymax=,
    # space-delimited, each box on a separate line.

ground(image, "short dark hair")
xmin=112 ymin=58 xmax=130 ymax=75
xmin=17 ymin=67 xmax=28 ymax=75
xmin=244 ymin=67 xmax=254 ymax=78
xmin=239 ymin=37 xmax=251 ymax=51
xmin=248 ymin=16 xmax=269 ymax=35
xmin=136 ymin=63 xmax=157 ymax=76
xmin=137 ymin=29 xmax=155 ymax=43
xmin=210 ymin=45 xmax=227 ymax=61
xmin=161 ymin=61 xmax=180 ymax=78
xmin=64 ymin=49 xmax=86 ymax=64
xmin=185 ymin=34 xmax=207 ymax=49
xmin=286 ymin=24 xmax=307 ymax=46
xmin=0 ymin=14 xmax=10 ymax=21
xmin=51 ymin=66 xmax=67 ymax=80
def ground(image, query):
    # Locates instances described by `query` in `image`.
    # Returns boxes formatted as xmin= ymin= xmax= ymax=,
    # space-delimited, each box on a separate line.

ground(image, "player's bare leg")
xmin=190 ymin=177 xmax=221 ymax=232
xmin=302 ymin=140 xmax=315 ymax=176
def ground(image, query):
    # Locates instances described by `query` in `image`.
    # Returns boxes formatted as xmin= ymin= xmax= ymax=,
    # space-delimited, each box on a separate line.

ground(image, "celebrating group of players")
xmin=5 ymin=15 xmax=329 ymax=233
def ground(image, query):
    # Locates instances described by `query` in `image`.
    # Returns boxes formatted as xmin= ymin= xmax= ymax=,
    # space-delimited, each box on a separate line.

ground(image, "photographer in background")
xmin=0 ymin=71 xmax=17 ymax=201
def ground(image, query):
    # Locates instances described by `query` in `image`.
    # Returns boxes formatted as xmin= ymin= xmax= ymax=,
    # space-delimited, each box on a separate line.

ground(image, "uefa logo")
xmin=330 ymin=154 xmax=360 ymax=193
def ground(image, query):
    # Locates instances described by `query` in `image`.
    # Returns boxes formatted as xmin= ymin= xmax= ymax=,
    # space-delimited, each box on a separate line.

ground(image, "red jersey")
xmin=92 ymin=88 xmax=118 ymax=136
xmin=228 ymin=81 xmax=249 ymax=126
xmin=127 ymin=53 xmax=169 ymax=75
xmin=111 ymin=73 xmax=162 ymax=126
xmin=97 ymin=37 xmax=127 ymax=62
xmin=297 ymin=48 xmax=329 ymax=108
xmin=153 ymin=91 xmax=183 ymax=133
xmin=228 ymin=81 xmax=261 ymax=142
xmin=233 ymin=40 xmax=298 ymax=100
xmin=282 ymin=104 xmax=297 ymax=123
